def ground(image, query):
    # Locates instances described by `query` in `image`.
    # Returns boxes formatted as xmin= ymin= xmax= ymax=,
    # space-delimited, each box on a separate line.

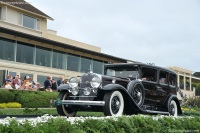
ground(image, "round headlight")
xmin=71 ymin=87 xmax=79 ymax=95
xmin=69 ymin=77 xmax=79 ymax=88
xmin=90 ymin=76 xmax=101 ymax=88
xmin=83 ymin=88 xmax=91 ymax=95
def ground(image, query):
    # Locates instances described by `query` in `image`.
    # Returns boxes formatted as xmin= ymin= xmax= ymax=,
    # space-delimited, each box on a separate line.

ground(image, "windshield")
xmin=105 ymin=67 xmax=139 ymax=79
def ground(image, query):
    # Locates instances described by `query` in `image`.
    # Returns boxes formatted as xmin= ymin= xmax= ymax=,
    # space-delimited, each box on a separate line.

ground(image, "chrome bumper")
xmin=62 ymin=100 xmax=105 ymax=106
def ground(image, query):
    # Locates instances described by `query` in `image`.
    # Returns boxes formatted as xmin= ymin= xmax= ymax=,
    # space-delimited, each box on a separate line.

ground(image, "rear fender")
xmin=165 ymin=94 xmax=182 ymax=114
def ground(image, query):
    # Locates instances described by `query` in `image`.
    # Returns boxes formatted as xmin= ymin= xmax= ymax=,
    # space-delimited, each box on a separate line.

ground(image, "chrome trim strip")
xmin=62 ymin=100 xmax=105 ymax=106
xmin=69 ymin=96 xmax=96 ymax=98
xmin=145 ymin=110 xmax=169 ymax=115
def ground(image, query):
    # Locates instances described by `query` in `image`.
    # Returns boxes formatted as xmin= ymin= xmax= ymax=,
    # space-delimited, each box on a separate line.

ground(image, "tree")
xmin=193 ymin=72 xmax=200 ymax=78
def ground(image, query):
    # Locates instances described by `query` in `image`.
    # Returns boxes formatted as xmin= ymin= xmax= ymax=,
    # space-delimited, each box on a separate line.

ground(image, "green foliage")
xmin=0 ymin=89 xmax=58 ymax=108
xmin=0 ymin=89 xmax=15 ymax=103
xmin=183 ymin=97 xmax=200 ymax=108
xmin=1 ymin=116 xmax=199 ymax=133
xmin=193 ymin=72 xmax=200 ymax=78
xmin=0 ymin=102 xmax=21 ymax=108
xmin=191 ymin=83 xmax=200 ymax=96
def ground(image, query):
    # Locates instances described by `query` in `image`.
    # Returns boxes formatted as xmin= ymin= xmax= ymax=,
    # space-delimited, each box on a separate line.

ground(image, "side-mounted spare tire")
xmin=128 ymin=81 xmax=145 ymax=107
xmin=103 ymin=90 xmax=124 ymax=116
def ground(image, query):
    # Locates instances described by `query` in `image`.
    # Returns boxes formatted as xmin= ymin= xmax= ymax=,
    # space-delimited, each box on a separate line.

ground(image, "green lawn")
xmin=0 ymin=108 xmax=104 ymax=117
xmin=0 ymin=108 xmax=199 ymax=117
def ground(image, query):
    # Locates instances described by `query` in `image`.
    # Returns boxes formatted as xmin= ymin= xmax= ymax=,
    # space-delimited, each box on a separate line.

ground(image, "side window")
xmin=169 ymin=74 xmax=176 ymax=86
xmin=159 ymin=71 xmax=168 ymax=85
xmin=141 ymin=67 xmax=157 ymax=82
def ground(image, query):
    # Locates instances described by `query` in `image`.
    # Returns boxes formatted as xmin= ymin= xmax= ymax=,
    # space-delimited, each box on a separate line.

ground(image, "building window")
xmin=20 ymin=73 xmax=33 ymax=81
xmin=0 ymin=38 xmax=15 ymax=61
xmin=81 ymin=57 xmax=92 ymax=73
xmin=22 ymin=14 xmax=40 ymax=30
xmin=16 ymin=42 xmax=34 ymax=64
xmin=0 ymin=7 xmax=2 ymax=20
xmin=36 ymin=46 xmax=52 ymax=67
xmin=67 ymin=54 xmax=80 ymax=72
xmin=37 ymin=75 xmax=47 ymax=85
xmin=52 ymin=50 xmax=67 ymax=69
xmin=8 ymin=71 xmax=16 ymax=77
xmin=93 ymin=60 xmax=103 ymax=74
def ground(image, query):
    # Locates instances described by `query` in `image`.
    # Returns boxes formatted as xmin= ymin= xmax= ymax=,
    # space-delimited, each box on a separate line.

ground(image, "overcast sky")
xmin=28 ymin=0 xmax=200 ymax=72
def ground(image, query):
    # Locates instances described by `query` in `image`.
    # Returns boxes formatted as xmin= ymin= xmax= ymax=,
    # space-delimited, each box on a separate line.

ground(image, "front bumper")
xmin=61 ymin=100 xmax=105 ymax=106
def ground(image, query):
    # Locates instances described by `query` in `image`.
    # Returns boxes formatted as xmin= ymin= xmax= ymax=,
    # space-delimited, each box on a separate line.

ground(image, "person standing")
xmin=57 ymin=77 xmax=63 ymax=86
xmin=51 ymin=79 xmax=57 ymax=92
xmin=44 ymin=76 xmax=52 ymax=92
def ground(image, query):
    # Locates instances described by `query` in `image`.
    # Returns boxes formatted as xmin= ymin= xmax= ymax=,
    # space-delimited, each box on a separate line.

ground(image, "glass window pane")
xmin=9 ymin=71 xmax=16 ymax=77
xmin=81 ymin=57 xmax=92 ymax=73
xmin=52 ymin=50 xmax=66 ymax=69
xmin=16 ymin=42 xmax=34 ymax=64
xmin=67 ymin=54 xmax=80 ymax=72
xmin=36 ymin=19 xmax=40 ymax=30
xmin=0 ymin=70 xmax=6 ymax=87
xmin=23 ymin=15 xmax=35 ymax=29
xmin=36 ymin=46 xmax=52 ymax=67
xmin=0 ymin=38 xmax=15 ymax=61
xmin=20 ymin=73 xmax=33 ymax=81
xmin=37 ymin=75 xmax=47 ymax=86
xmin=93 ymin=60 xmax=103 ymax=74
xmin=0 ymin=7 xmax=2 ymax=20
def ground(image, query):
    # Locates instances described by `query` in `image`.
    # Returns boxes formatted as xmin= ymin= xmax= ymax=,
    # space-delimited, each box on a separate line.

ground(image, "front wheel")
xmin=168 ymin=100 xmax=178 ymax=116
xmin=56 ymin=91 xmax=76 ymax=117
xmin=103 ymin=91 xmax=124 ymax=116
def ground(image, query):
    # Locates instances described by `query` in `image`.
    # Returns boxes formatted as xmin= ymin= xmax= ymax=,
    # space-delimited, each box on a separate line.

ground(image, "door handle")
xmin=156 ymin=86 xmax=161 ymax=89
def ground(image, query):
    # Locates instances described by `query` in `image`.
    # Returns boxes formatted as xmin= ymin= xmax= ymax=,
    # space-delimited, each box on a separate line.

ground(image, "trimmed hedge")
xmin=0 ymin=89 xmax=58 ymax=108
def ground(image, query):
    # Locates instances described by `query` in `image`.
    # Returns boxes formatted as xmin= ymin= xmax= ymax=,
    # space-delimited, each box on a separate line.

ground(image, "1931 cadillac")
xmin=55 ymin=63 xmax=182 ymax=117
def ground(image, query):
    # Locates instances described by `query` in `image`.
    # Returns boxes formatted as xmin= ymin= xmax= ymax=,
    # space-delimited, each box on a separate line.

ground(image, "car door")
xmin=157 ymin=70 xmax=171 ymax=105
xmin=141 ymin=67 xmax=160 ymax=105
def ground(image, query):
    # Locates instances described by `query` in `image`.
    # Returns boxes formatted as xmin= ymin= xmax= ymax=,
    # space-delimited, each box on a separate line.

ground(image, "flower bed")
xmin=0 ymin=115 xmax=199 ymax=133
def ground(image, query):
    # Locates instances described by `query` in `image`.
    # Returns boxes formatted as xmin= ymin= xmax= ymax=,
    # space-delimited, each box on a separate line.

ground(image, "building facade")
xmin=0 ymin=0 xmax=130 ymax=86
xmin=168 ymin=66 xmax=200 ymax=99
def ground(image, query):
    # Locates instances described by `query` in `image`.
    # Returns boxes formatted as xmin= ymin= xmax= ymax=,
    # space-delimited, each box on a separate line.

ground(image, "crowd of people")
xmin=3 ymin=75 xmax=67 ymax=92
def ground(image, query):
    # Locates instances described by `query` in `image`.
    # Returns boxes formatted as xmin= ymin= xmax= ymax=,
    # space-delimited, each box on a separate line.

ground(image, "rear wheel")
xmin=56 ymin=91 xmax=76 ymax=117
xmin=103 ymin=91 xmax=124 ymax=116
xmin=168 ymin=100 xmax=178 ymax=116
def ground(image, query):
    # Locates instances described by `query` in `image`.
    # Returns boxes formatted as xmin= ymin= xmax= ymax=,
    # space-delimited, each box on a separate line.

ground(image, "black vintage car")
xmin=55 ymin=63 xmax=182 ymax=117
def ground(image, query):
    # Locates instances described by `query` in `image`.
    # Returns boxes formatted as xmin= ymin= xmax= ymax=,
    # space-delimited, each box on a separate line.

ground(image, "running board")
xmin=145 ymin=110 xmax=169 ymax=115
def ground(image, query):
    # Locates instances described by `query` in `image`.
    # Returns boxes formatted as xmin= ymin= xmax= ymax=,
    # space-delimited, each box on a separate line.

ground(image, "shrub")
xmin=0 ymin=102 xmax=21 ymax=108
xmin=0 ymin=89 xmax=58 ymax=108
xmin=183 ymin=97 xmax=200 ymax=108
xmin=0 ymin=89 xmax=15 ymax=103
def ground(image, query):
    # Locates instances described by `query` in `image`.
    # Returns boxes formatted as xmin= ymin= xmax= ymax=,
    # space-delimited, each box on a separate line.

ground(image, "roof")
xmin=0 ymin=26 xmax=129 ymax=63
xmin=104 ymin=63 xmax=176 ymax=74
xmin=0 ymin=0 xmax=53 ymax=20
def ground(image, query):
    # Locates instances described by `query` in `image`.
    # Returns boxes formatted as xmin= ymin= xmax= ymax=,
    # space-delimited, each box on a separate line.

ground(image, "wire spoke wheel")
xmin=56 ymin=91 xmax=76 ymax=117
xmin=103 ymin=91 xmax=124 ymax=116
xmin=169 ymin=100 xmax=177 ymax=116
xmin=132 ymin=84 xmax=143 ymax=106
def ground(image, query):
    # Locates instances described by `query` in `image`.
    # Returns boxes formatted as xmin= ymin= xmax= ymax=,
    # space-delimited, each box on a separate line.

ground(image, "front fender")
xmin=57 ymin=84 xmax=70 ymax=91
xmin=101 ymin=84 xmax=127 ymax=91
xmin=101 ymin=84 xmax=143 ymax=114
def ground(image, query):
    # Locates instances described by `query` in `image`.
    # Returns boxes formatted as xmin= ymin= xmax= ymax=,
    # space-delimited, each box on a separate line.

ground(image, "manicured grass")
xmin=0 ymin=108 xmax=104 ymax=116
xmin=0 ymin=108 xmax=199 ymax=117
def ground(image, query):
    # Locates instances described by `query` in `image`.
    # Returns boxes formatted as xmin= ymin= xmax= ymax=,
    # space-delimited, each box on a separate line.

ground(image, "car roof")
xmin=104 ymin=63 xmax=176 ymax=75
